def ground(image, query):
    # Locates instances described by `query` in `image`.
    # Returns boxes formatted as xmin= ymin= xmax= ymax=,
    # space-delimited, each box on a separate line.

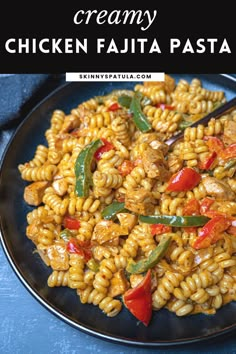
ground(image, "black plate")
xmin=1 ymin=74 xmax=236 ymax=346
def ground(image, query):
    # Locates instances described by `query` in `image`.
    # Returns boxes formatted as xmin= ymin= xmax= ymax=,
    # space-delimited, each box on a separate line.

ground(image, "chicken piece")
xmin=102 ymin=238 xmax=120 ymax=250
xmin=201 ymin=176 xmax=235 ymax=201
xmin=24 ymin=181 xmax=49 ymax=206
xmin=125 ymin=188 xmax=157 ymax=215
xmin=36 ymin=244 xmax=51 ymax=266
xmin=52 ymin=178 xmax=68 ymax=196
xmin=136 ymin=132 xmax=169 ymax=155
xmin=223 ymin=120 xmax=236 ymax=145
xmin=92 ymin=220 xmax=129 ymax=245
xmin=149 ymin=140 xmax=169 ymax=155
xmin=60 ymin=113 xmax=80 ymax=134
xmin=167 ymin=153 xmax=183 ymax=174
xmin=142 ymin=146 xmax=171 ymax=180
xmin=47 ymin=241 xmax=69 ymax=271
xmin=108 ymin=270 xmax=130 ymax=297
xmin=116 ymin=213 xmax=138 ymax=232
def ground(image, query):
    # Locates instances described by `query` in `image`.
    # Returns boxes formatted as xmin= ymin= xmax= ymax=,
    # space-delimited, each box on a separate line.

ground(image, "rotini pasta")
xmin=19 ymin=75 xmax=236 ymax=326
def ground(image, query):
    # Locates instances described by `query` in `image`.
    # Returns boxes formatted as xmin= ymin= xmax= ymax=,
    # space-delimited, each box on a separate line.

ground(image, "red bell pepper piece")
xmin=199 ymin=198 xmax=230 ymax=219
xmin=150 ymin=224 xmax=172 ymax=236
xmin=199 ymin=197 xmax=231 ymax=218
xmin=199 ymin=197 xmax=214 ymax=215
xmin=182 ymin=199 xmax=200 ymax=233
xmin=116 ymin=196 xmax=125 ymax=203
xmin=183 ymin=198 xmax=200 ymax=216
xmin=107 ymin=102 xmax=120 ymax=111
xmin=67 ymin=238 xmax=92 ymax=262
xmin=123 ymin=269 xmax=152 ymax=326
xmin=203 ymin=210 xmax=230 ymax=219
xmin=204 ymin=136 xmax=225 ymax=153
xmin=118 ymin=160 xmax=134 ymax=176
xmin=192 ymin=216 xmax=232 ymax=249
xmin=166 ymin=168 xmax=201 ymax=192
xmin=199 ymin=136 xmax=224 ymax=170
xmin=218 ymin=143 xmax=236 ymax=160
xmin=63 ymin=216 xmax=81 ymax=230
xmin=156 ymin=103 xmax=175 ymax=111
xmin=182 ymin=198 xmax=200 ymax=233
xmin=198 ymin=151 xmax=217 ymax=170
xmin=94 ymin=138 xmax=114 ymax=160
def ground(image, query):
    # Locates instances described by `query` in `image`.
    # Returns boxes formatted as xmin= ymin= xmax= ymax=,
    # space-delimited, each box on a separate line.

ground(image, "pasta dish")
xmin=18 ymin=75 xmax=236 ymax=326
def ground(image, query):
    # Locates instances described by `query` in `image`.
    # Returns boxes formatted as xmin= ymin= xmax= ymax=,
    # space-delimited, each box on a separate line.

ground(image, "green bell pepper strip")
xmin=139 ymin=214 xmax=210 ymax=227
xmin=118 ymin=95 xmax=132 ymax=108
xmin=126 ymin=234 xmax=172 ymax=274
xmin=223 ymin=158 xmax=236 ymax=170
xmin=179 ymin=120 xmax=192 ymax=130
xmin=74 ymin=139 xmax=103 ymax=197
xmin=87 ymin=258 xmax=99 ymax=272
xmin=118 ymin=94 xmax=152 ymax=109
xmin=101 ymin=201 xmax=126 ymax=220
xmin=130 ymin=93 xmax=152 ymax=133
xmin=60 ymin=228 xmax=73 ymax=242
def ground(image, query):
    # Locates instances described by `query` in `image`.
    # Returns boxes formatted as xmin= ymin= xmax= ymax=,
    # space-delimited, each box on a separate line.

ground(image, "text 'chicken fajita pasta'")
xmin=18 ymin=75 xmax=236 ymax=326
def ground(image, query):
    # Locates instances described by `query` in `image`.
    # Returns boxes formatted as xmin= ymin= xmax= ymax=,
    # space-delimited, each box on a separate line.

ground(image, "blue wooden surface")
xmin=1 ymin=236 xmax=236 ymax=354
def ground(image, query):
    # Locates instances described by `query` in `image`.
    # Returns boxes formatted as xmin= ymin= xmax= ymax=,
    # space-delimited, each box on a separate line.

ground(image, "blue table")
xmin=0 ymin=74 xmax=236 ymax=354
